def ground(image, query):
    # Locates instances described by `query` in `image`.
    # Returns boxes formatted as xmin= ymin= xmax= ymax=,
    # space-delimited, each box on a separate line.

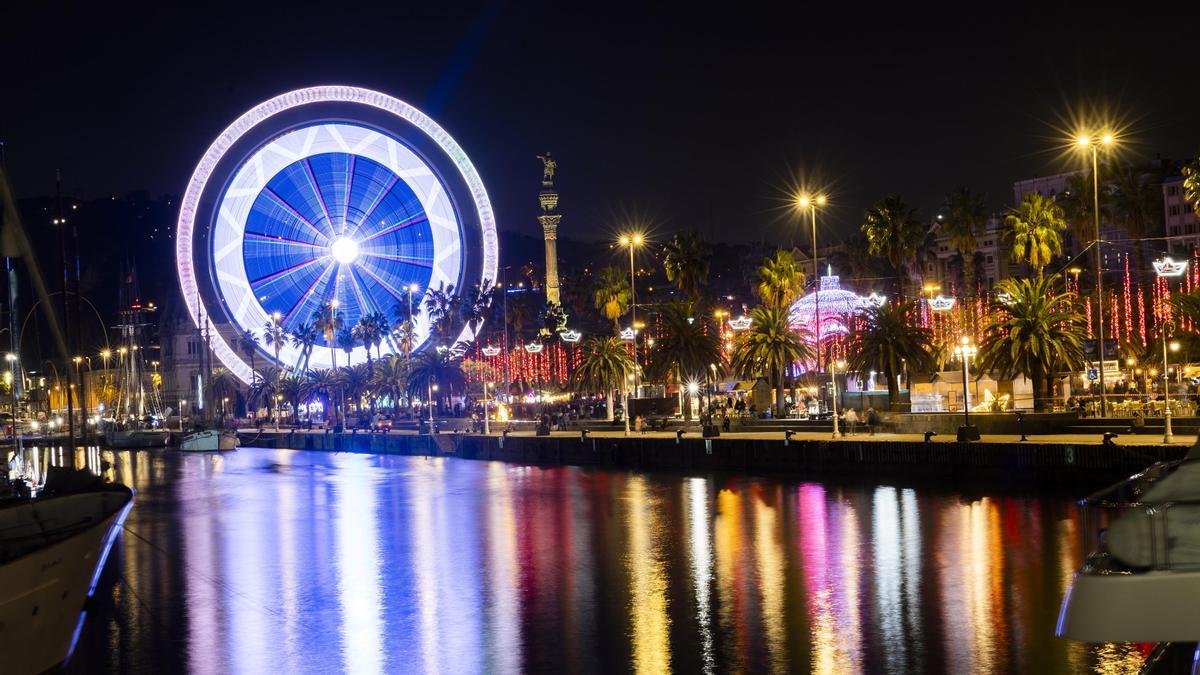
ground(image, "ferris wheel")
xmin=176 ymin=86 xmax=498 ymax=384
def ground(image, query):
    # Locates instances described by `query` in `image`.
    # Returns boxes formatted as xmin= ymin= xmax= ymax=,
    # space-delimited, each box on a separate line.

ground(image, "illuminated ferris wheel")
xmin=176 ymin=86 xmax=498 ymax=384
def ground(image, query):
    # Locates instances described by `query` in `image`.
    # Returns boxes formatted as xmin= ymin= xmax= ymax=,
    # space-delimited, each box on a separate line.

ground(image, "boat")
xmin=0 ymin=466 xmax=134 ymax=674
xmin=1057 ymin=444 xmax=1200 ymax=671
xmin=179 ymin=428 xmax=238 ymax=452
xmin=104 ymin=427 xmax=170 ymax=449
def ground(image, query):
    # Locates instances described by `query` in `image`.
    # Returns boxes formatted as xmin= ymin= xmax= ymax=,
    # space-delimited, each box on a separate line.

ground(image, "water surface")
xmin=59 ymin=447 xmax=1145 ymax=673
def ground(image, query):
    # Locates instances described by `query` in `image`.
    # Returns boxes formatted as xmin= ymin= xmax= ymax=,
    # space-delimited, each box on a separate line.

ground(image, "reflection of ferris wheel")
xmin=177 ymin=86 xmax=498 ymax=384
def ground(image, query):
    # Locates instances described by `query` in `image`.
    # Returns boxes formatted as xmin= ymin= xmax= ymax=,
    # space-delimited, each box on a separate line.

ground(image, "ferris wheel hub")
xmin=329 ymin=237 xmax=360 ymax=264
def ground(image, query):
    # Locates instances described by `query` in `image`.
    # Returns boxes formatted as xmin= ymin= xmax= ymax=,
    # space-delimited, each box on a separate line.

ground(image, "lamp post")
xmin=483 ymin=381 xmax=491 ymax=435
xmin=797 ymin=194 xmax=828 ymax=380
xmin=619 ymin=234 xmax=643 ymax=397
xmin=1155 ymin=256 xmax=1187 ymax=442
xmin=1076 ymin=132 xmax=1115 ymax=416
xmin=5 ymin=353 xmax=15 ymax=440
xmin=271 ymin=310 xmax=283 ymax=430
xmin=830 ymin=359 xmax=845 ymax=439
xmin=953 ymin=336 xmax=978 ymax=441
xmin=180 ymin=399 xmax=187 ymax=431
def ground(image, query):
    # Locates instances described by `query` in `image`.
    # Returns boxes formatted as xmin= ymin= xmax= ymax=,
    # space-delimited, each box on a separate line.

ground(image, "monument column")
xmin=537 ymin=153 xmax=561 ymax=306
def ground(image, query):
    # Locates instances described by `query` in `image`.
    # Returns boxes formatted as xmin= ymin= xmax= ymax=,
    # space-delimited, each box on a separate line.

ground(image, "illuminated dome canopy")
xmin=788 ymin=276 xmax=880 ymax=340
xmin=177 ymin=86 xmax=498 ymax=384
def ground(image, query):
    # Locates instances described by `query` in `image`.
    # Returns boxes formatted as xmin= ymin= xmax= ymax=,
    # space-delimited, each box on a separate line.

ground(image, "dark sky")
xmin=5 ymin=2 xmax=1199 ymax=244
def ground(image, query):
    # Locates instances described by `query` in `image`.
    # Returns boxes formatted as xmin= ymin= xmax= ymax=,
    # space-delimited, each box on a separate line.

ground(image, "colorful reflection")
xmin=67 ymin=449 xmax=1145 ymax=674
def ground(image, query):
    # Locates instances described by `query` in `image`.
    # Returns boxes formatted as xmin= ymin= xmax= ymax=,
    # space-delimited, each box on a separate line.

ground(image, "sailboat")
xmin=104 ymin=269 xmax=168 ymax=449
xmin=179 ymin=305 xmax=236 ymax=452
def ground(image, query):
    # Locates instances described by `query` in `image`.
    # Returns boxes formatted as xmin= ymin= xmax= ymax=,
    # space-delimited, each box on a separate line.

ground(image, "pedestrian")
xmin=865 ymin=407 xmax=879 ymax=436
xmin=843 ymin=407 xmax=859 ymax=435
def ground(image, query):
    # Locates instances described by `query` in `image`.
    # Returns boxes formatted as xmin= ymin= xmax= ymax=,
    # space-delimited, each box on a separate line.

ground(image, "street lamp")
xmin=619 ymin=233 xmax=644 ymax=397
xmin=483 ymin=381 xmax=492 ymax=435
xmin=1155 ymin=256 xmax=1187 ymax=442
xmin=1076 ymin=131 xmax=1116 ymax=416
xmin=830 ymin=359 xmax=846 ymax=439
xmin=953 ymin=336 xmax=979 ymax=441
xmin=797 ymin=194 xmax=828 ymax=378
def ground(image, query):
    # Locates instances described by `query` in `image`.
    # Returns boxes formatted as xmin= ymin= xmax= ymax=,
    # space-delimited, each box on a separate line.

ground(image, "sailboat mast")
xmin=55 ymin=171 xmax=76 ymax=444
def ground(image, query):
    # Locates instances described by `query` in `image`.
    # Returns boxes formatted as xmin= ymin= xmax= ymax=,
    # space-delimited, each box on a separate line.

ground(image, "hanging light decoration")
xmin=481 ymin=345 xmax=501 ymax=358
xmin=928 ymin=295 xmax=956 ymax=311
xmin=524 ymin=342 xmax=544 ymax=354
xmin=559 ymin=329 xmax=582 ymax=343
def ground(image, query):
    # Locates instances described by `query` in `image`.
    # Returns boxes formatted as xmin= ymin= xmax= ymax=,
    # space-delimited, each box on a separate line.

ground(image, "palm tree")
xmin=352 ymin=316 xmax=382 ymax=374
xmin=861 ymin=194 xmax=925 ymax=295
xmin=407 ymin=352 xmax=466 ymax=414
xmin=423 ymin=282 xmax=460 ymax=345
xmin=262 ymin=318 xmax=287 ymax=425
xmin=1184 ymin=156 xmax=1200 ymax=212
xmin=209 ymin=367 xmax=240 ymax=416
xmin=593 ymin=266 xmax=631 ymax=334
xmin=507 ymin=292 xmax=535 ymax=340
xmin=646 ymin=301 xmax=724 ymax=419
xmin=340 ymin=364 xmax=371 ymax=417
xmin=662 ymin=230 xmax=711 ymax=301
xmin=459 ymin=280 xmax=494 ymax=338
xmin=572 ymin=336 xmax=636 ymax=421
xmin=977 ymin=275 xmax=1086 ymax=411
xmin=277 ymin=372 xmax=308 ymax=424
xmin=940 ymin=188 xmax=988 ymax=316
xmin=336 ymin=326 xmax=356 ymax=367
xmin=754 ymin=250 xmax=806 ymax=308
xmin=1111 ymin=167 xmax=1162 ymax=338
xmin=847 ymin=301 xmax=936 ymax=412
xmin=239 ymin=329 xmax=260 ymax=386
xmin=368 ymin=311 xmax=390 ymax=360
xmin=1058 ymin=172 xmax=1107 ymax=248
xmin=729 ymin=305 xmax=813 ymax=416
xmin=371 ymin=356 xmax=409 ymax=413
xmin=314 ymin=303 xmax=344 ymax=371
xmin=290 ymin=322 xmax=319 ymax=373
xmin=249 ymin=365 xmax=282 ymax=415
xmin=1003 ymin=193 xmax=1066 ymax=277
xmin=306 ymin=368 xmax=338 ymax=422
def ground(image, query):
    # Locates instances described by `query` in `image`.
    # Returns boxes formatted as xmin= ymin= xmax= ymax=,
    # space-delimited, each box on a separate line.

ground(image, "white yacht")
xmin=0 ymin=468 xmax=134 ymax=674
xmin=179 ymin=428 xmax=238 ymax=452
xmin=1057 ymin=447 xmax=1200 ymax=672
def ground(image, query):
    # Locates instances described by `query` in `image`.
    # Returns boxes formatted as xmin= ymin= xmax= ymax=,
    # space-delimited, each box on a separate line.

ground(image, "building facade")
xmin=1163 ymin=175 xmax=1200 ymax=254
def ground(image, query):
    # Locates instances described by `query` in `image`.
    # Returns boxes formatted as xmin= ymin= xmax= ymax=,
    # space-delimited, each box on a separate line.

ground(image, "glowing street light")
xmin=830 ymin=359 xmax=846 ymax=439
xmin=953 ymin=336 xmax=978 ymax=440
xmin=619 ymin=233 xmax=644 ymax=397
xmin=797 ymin=193 xmax=828 ymax=374
xmin=1156 ymin=255 xmax=1188 ymax=442
xmin=1076 ymin=130 xmax=1116 ymax=416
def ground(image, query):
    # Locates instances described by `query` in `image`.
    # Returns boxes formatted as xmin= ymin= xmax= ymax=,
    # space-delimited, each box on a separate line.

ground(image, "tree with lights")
xmin=976 ymin=275 xmax=1086 ymax=411
xmin=646 ymin=301 xmax=724 ymax=420
xmin=593 ymin=266 xmax=631 ymax=334
xmin=754 ymin=250 xmax=806 ymax=308
xmin=940 ymin=187 xmax=988 ymax=326
xmin=729 ymin=305 xmax=812 ymax=417
xmin=847 ymin=301 xmax=936 ymax=413
xmin=861 ymin=194 xmax=925 ymax=297
xmin=572 ymin=337 xmax=636 ymax=422
xmin=662 ymin=230 xmax=711 ymax=301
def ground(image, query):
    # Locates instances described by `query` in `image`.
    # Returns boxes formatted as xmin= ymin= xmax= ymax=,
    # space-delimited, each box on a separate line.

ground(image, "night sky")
xmin=5 ymin=2 xmax=1199 ymax=244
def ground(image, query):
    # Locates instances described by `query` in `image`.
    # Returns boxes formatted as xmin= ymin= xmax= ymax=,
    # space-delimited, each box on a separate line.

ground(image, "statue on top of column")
xmin=536 ymin=152 xmax=557 ymax=182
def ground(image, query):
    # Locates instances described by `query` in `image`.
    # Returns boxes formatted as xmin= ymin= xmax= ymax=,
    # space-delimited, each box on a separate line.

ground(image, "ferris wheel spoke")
xmin=282 ymin=261 xmax=337 ymax=325
xmin=355 ymin=262 xmax=411 ymax=303
xmin=358 ymin=250 xmax=433 ymax=267
xmin=344 ymin=265 xmax=372 ymax=317
xmin=244 ymin=232 xmax=325 ymax=249
xmin=301 ymin=158 xmax=338 ymax=238
xmin=347 ymin=174 xmax=400 ymax=239
xmin=263 ymin=187 xmax=331 ymax=244
xmin=249 ymin=255 xmax=328 ymax=286
xmin=343 ymin=155 xmax=355 ymax=228
xmin=358 ymin=212 xmax=428 ymax=243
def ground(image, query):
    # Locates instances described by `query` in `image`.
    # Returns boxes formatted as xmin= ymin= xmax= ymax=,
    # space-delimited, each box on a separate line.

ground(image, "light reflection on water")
xmin=39 ymin=447 xmax=1149 ymax=674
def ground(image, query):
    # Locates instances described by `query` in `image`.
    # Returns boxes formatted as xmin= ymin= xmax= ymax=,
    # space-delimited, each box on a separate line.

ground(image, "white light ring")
xmin=177 ymin=86 xmax=499 ymax=384
xmin=211 ymin=123 xmax=461 ymax=371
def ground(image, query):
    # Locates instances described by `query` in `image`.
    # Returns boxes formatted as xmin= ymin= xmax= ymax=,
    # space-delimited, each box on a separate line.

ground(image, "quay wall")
xmin=237 ymin=431 xmax=1186 ymax=484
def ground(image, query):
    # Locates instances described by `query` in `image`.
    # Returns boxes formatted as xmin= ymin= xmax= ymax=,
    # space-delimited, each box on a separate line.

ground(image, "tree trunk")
xmin=885 ymin=366 xmax=900 ymax=412
xmin=775 ymin=364 xmax=786 ymax=417
xmin=606 ymin=390 xmax=614 ymax=421
xmin=962 ymin=251 xmax=976 ymax=331
xmin=1032 ymin=371 xmax=1046 ymax=412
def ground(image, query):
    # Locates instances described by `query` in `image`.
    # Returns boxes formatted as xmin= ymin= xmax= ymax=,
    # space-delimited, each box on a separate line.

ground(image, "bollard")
xmin=580 ymin=429 xmax=590 ymax=443
xmin=1103 ymin=432 xmax=1119 ymax=447
xmin=1015 ymin=411 xmax=1028 ymax=442
xmin=924 ymin=431 xmax=937 ymax=445
xmin=676 ymin=429 xmax=685 ymax=444
xmin=784 ymin=430 xmax=795 ymax=447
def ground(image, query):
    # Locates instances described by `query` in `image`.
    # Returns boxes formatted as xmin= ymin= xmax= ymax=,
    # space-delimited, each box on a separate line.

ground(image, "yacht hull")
xmin=1058 ymin=569 xmax=1200 ymax=642
xmin=105 ymin=429 xmax=169 ymax=448
xmin=179 ymin=429 xmax=238 ymax=452
xmin=0 ymin=486 xmax=134 ymax=674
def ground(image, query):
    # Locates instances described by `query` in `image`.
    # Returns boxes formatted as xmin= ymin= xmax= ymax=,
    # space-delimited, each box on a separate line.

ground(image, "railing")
xmin=1078 ymin=459 xmax=1200 ymax=571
